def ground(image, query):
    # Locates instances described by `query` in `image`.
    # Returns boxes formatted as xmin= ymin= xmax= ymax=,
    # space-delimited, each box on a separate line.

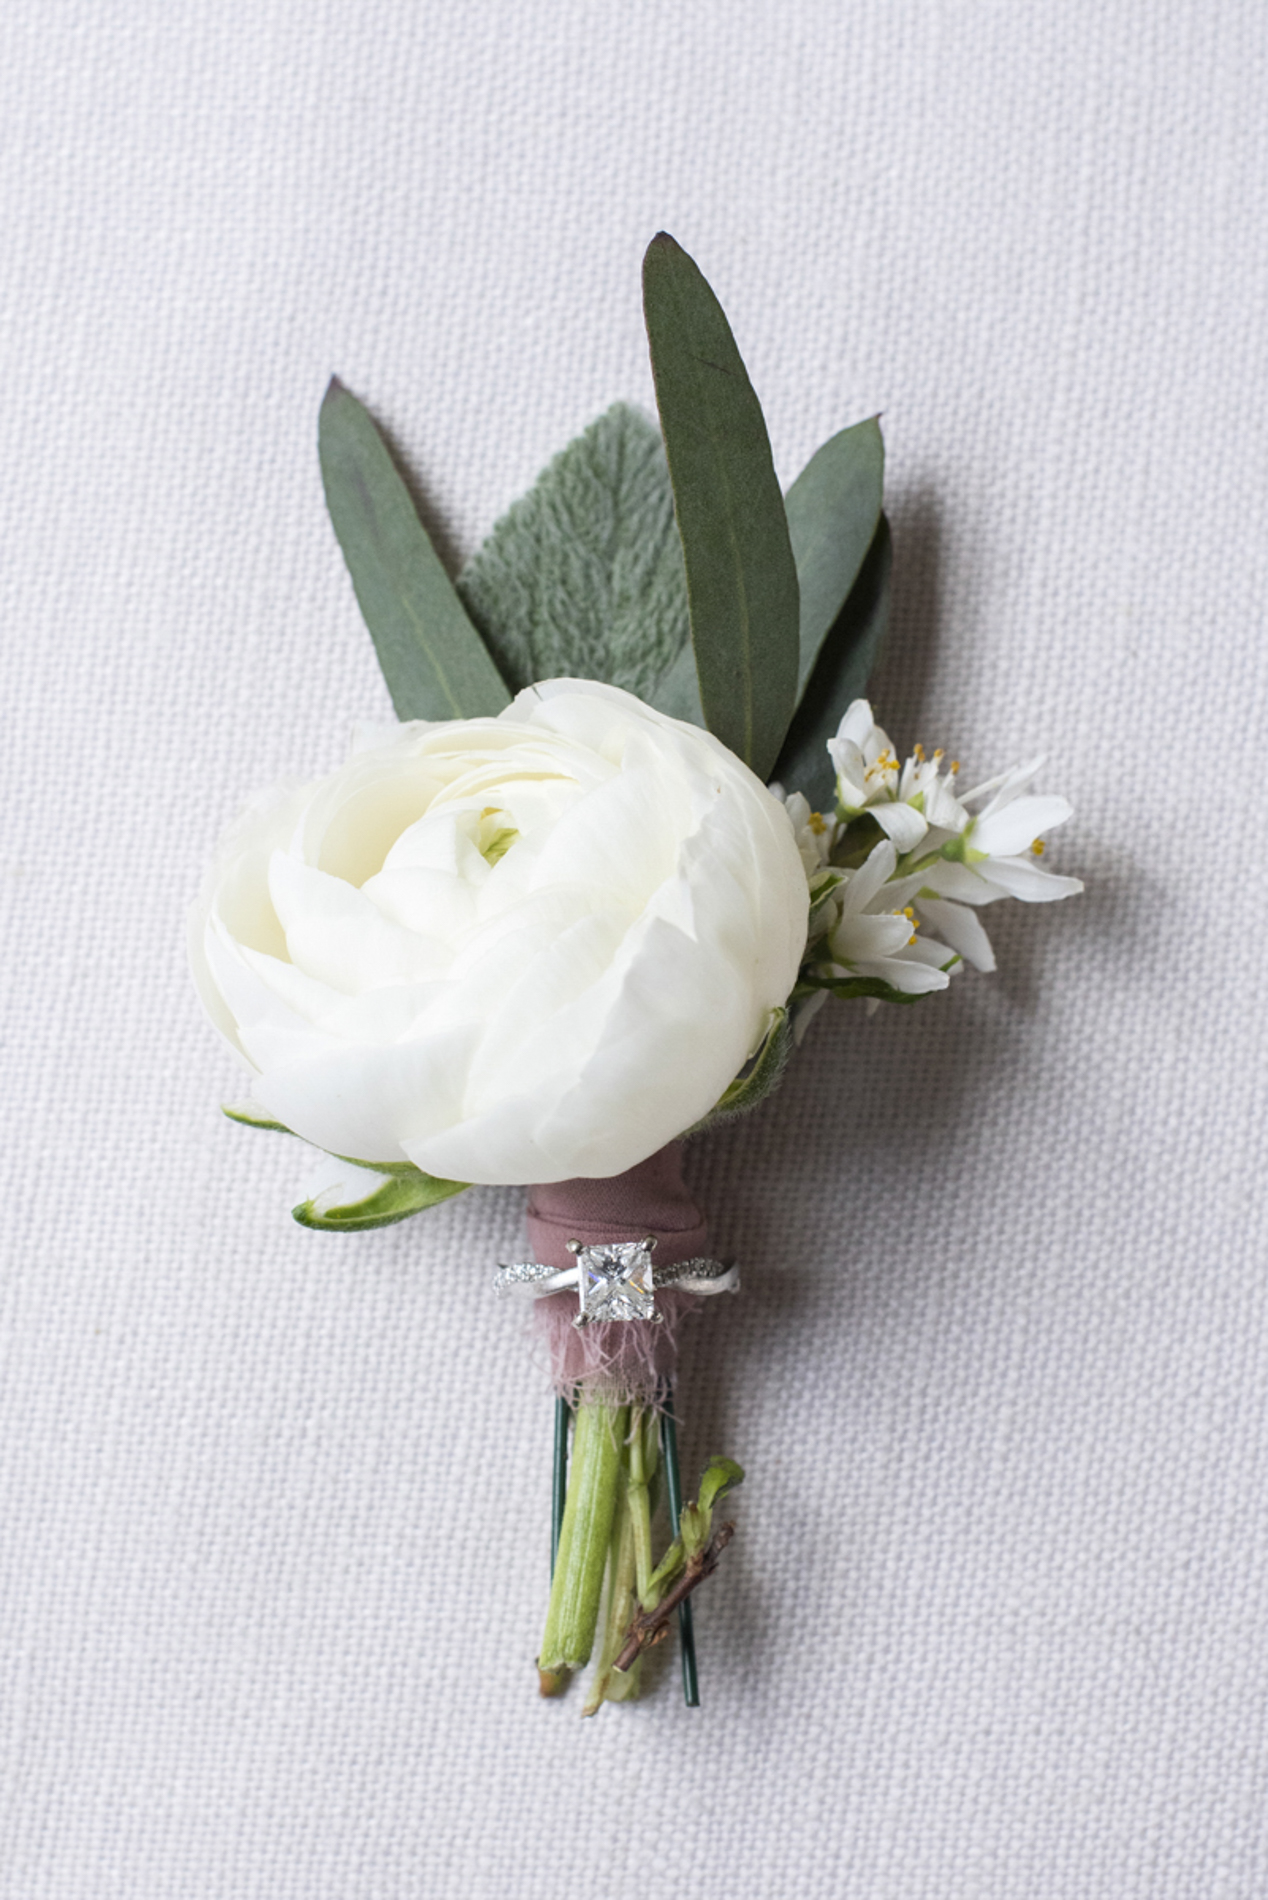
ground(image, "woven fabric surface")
xmin=3 ymin=1 xmax=1266 ymax=1894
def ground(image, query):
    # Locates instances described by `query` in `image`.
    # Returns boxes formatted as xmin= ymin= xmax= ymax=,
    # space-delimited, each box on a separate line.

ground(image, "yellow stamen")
xmin=913 ymin=742 xmax=926 ymax=761
xmin=902 ymin=907 xmax=914 ymax=919
xmin=950 ymin=760 xmax=960 ymax=774
xmin=934 ymin=748 xmax=945 ymax=761
xmin=808 ymin=811 xmax=827 ymax=835
xmin=1031 ymin=839 xmax=1045 ymax=856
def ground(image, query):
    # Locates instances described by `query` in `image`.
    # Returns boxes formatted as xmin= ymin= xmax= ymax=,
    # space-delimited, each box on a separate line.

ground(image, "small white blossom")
xmin=887 ymin=760 xmax=1082 ymax=971
xmin=822 ymin=840 xmax=956 ymax=996
xmin=807 ymin=702 xmax=1081 ymax=991
xmin=827 ymin=699 xmax=968 ymax=852
xmin=771 ymin=784 xmax=836 ymax=878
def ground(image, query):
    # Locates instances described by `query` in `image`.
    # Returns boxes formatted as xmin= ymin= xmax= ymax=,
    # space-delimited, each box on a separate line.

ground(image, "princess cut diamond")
xmin=572 ymin=1238 xmax=657 ymax=1324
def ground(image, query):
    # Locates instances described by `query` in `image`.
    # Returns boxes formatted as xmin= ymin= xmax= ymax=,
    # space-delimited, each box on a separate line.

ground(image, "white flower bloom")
xmin=191 ymin=680 xmax=809 ymax=1186
xmin=887 ymin=759 xmax=1082 ymax=971
xmin=770 ymin=784 xmax=836 ymax=877
xmin=801 ymin=700 xmax=1080 ymax=999
xmin=822 ymin=840 xmax=955 ymax=997
xmin=826 ymin=699 xmax=968 ymax=852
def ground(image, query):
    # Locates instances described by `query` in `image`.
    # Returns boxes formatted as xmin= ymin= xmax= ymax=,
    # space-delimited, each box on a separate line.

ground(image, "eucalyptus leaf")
xmin=457 ymin=404 xmax=689 ymax=699
xmin=642 ymin=233 xmax=800 ymax=779
xmin=319 ymin=378 xmax=510 ymax=721
xmin=785 ymin=418 xmax=883 ymax=698
xmin=772 ymin=515 xmax=893 ymax=810
xmin=647 ymin=635 xmax=702 ymax=726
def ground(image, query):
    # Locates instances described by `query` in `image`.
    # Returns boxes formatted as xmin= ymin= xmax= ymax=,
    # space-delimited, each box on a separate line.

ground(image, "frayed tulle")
xmin=531 ymin=1288 xmax=703 ymax=1406
xmin=524 ymin=1142 xmax=711 ymax=1404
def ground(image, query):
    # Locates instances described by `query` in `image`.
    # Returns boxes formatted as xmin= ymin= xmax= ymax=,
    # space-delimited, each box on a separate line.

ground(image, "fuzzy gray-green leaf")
xmin=772 ymin=515 xmax=892 ymax=811
xmin=642 ymin=233 xmax=800 ymax=779
xmin=686 ymin=1006 xmax=793 ymax=1134
xmin=457 ymin=404 xmax=689 ymax=699
xmin=785 ymin=418 xmax=884 ymax=699
xmin=319 ymin=378 xmax=510 ymax=721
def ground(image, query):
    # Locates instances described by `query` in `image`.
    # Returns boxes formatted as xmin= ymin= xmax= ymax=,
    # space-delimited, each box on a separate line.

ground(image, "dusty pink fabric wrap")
xmin=527 ymin=1144 xmax=707 ymax=1402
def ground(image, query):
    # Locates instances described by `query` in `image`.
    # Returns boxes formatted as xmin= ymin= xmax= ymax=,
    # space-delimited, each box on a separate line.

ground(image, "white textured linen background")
xmin=3 ymin=1 xmax=1265 ymax=1894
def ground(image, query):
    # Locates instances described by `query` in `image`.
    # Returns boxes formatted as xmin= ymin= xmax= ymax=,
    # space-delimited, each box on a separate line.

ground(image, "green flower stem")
xmin=538 ymin=1397 xmax=628 ymax=1681
xmin=551 ymin=1394 xmax=573 ymax=1577
xmin=583 ymin=1458 xmax=643 ymax=1715
xmin=627 ymin=1405 xmax=658 ymax=1606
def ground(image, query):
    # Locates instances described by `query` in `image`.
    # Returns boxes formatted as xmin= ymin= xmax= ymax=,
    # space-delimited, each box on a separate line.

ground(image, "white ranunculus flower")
xmin=190 ymin=680 xmax=809 ymax=1187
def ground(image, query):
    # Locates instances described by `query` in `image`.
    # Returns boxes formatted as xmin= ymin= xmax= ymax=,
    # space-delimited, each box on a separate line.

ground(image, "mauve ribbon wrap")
xmin=527 ymin=1144 xmax=707 ymax=1402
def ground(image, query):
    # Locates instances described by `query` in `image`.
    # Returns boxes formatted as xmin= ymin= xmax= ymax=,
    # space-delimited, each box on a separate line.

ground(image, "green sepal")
xmin=939 ymin=827 xmax=989 ymax=866
xmin=642 ymin=233 xmax=800 ymax=780
xmin=222 ymin=1100 xmax=293 ymax=1135
xmin=784 ymin=418 xmax=884 ymax=700
xmin=773 ymin=515 xmax=892 ymax=810
xmin=222 ymin=1103 xmax=469 ymax=1229
xmin=293 ymin=1163 xmax=469 ymax=1232
xmin=685 ymin=1006 xmax=793 ymax=1136
xmin=457 ymin=403 xmax=689 ymax=701
xmin=318 ymin=377 xmax=511 ymax=722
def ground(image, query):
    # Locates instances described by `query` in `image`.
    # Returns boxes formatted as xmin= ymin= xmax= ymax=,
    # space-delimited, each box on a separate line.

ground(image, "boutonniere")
xmin=191 ymin=235 xmax=1079 ymax=1714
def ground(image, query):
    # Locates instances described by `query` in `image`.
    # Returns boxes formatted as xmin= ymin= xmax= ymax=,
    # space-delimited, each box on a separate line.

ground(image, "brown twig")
xmin=612 ymin=1523 xmax=735 ymax=1676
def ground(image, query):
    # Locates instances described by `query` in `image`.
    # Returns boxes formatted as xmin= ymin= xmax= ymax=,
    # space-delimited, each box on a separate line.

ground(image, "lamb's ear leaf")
xmin=785 ymin=418 xmax=883 ymax=701
xmin=771 ymin=515 xmax=892 ymax=810
xmin=685 ymin=1007 xmax=792 ymax=1134
xmin=293 ymin=1157 xmax=469 ymax=1232
xmin=457 ymin=403 xmax=689 ymax=700
xmin=642 ymin=234 xmax=799 ymax=779
xmin=319 ymin=377 xmax=510 ymax=721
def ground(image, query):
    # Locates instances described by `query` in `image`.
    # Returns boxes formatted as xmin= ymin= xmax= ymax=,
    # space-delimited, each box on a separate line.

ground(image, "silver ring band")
xmin=493 ymin=1239 xmax=739 ymax=1322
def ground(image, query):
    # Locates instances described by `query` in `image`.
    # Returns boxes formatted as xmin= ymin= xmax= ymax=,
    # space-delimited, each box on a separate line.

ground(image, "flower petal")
xmin=914 ymin=897 xmax=996 ymax=971
xmin=871 ymin=802 xmax=928 ymax=852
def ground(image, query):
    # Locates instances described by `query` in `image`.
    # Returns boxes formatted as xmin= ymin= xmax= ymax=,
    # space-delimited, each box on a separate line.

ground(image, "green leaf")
xmin=646 ymin=633 xmax=702 ymax=726
xmin=806 ymin=971 xmax=933 ymax=1008
xmin=293 ymin=1159 xmax=469 ymax=1232
xmin=686 ymin=1006 xmax=793 ymax=1134
xmin=457 ymin=404 xmax=689 ymax=700
xmin=772 ymin=515 xmax=892 ymax=811
xmin=645 ymin=1536 xmax=687 ymax=1599
xmin=785 ymin=418 xmax=884 ymax=699
xmin=318 ymin=378 xmax=510 ymax=721
xmin=696 ymin=1456 xmax=745 ymax=1518
xmin=642 ymin=233 xmax=800 ymax=779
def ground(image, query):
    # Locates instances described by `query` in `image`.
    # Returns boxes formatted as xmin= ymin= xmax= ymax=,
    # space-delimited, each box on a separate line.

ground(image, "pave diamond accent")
xmin=493 ymin=1261 xmax=560 ymax=1294
xmin=570 ymin=1237 xmax=657 ymax=1324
